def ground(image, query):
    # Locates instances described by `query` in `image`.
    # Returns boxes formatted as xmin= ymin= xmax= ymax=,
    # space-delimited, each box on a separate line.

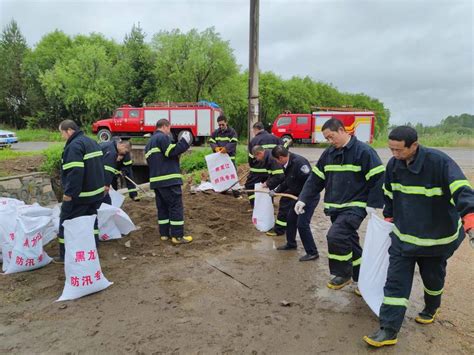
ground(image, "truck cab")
xmin=271 ymin=113 xmax=312 ymax=144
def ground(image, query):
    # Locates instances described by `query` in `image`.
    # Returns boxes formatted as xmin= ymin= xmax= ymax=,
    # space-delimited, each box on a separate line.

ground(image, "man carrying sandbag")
xmin=56 ymin=120 xmax=105 ymax=262
xmin=145 ymin=119 xmax=193 ymax=244
xmin=100 ymin=139 xmax=140 ymax=204
xmin=245 ymin=122 xmax=285 ymax=207
xmin=270 ymin=145 xmax=319 ymax=261
xmin=298 ymin=118 xmax=385 ymax=289
xmin=209 ymin=115 xmax=239 ymax=164
xmin=251 ymin=145 xmax=287 ymax=236
xmin=363 ymin=126 xmax=474 ymax=347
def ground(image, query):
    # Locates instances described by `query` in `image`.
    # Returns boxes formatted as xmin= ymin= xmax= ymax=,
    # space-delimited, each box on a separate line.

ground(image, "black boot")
xmin=363 ymin=328 xmax=398 ymax=347
xmin=415 ymin=307 xmax=439 ymax=324
xmin=327 ymin=276 xmax=351 ymax=290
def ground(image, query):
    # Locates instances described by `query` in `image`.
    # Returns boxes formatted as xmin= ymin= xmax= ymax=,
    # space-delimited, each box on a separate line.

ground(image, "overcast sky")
xmin=1 ymin=0 xmax=473 ymax=125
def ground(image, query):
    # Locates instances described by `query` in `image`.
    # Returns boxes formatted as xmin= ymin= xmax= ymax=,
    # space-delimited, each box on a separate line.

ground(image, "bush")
xmin=40 ymin=143 xmax=64 ymax=175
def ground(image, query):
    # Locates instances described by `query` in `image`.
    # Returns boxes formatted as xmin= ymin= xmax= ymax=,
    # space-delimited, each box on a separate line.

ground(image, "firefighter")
xmin=100 ymin=139 xmax=140 ymax=204
xmin=145 ymin=119 xmax=193 ymax=244
xmin=56 ymin=119 xmax=105 ymax=262
xmin=270 ymin=145 xmax=319 ymax=261
xmin=252 ymin=145 xmax=286 ymax=233
xmin=298 ymin=118 xmax=385 ymax=289
xmin=363 ymin=126 xmax=474 ymax=347
xmin=209 ymin=115 xmax=238 ymax=164
xmin=246 ymin=122 xmax=284 ymax=207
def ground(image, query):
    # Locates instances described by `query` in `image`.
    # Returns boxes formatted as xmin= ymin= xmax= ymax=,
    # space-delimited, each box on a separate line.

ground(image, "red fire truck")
xmin=91 ymin=101 xmax=223 ymax=144
xmin=271 ymin=108 xmax=375 ymax=144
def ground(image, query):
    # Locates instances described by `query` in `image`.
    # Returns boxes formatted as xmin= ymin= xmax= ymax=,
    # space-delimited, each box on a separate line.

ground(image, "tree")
xmin=151 ymin=27 xmax=239 ymax=102
xmin=114 ymin=23 xmax=156 ymax=106
xmin=0 ymin=20 xmax=29 ymax=128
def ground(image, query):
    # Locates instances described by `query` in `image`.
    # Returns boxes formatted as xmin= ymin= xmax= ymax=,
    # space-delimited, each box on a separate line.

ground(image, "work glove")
xmin=220 ymin=147 xmax=227 ymax=154
xmin=268 ymin=190 xmax=276 ymax=198
xmin=462 ymin=213 xmax=474 ymax=248
xmin=214 ymin=147 xmax=222 ymax=153
xmin=384 ymin=217 xmax=394 ymax=223
xmin=132 ymin=195 xmax=141 ymax=202
xmin=181 ymin=131 xmax=192 ymax=144
xmin=294 ymin=201 xmax=306 ymax=215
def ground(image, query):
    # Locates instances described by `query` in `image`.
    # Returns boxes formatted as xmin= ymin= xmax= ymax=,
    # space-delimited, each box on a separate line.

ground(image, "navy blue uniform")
xmin=275 ymin=153 xmax=319 ymax=255
xmin=299 ymin=136 xmax=384 ymax=280
xmin=209 ymin=127 xmax=238 ymax=162
xmin=145 ymin=130 xmax=190 ymax=238
xmin=246 ymin=130 xmax=284 ymax=206
xmin=58 ymin=130 xmax=105 ymax=258
xmin=379 ymin=146 xmax=474 ymax=332
xmin=99 ymin=141 xmax=138 ymax=204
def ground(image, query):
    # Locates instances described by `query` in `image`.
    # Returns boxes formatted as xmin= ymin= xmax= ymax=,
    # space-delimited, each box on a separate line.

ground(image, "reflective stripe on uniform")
xmin=83 ymin=151 xmax=103 ymax=160
xmin=249 ymin=168 xmax=268 ymax=173
xmin=383 ymin=184 xmax=393 ymax=199
xmin=230 ymin=156 xmax=236 ymax=160
xmin=209 ymin=138 xmax=216 ymax=143
xmin=449 ymin=179 xmax=472 ymax=195
xmin=94 ymin=229 xmax=99 ymax=235
xmin=79 ymin=186 xmax=105 ymax=197
xmin=424 ymin=286 xmax=443 ymax=296
xmin=105 ymin=165 xmax=120 ymax=174
xmin=231 ymin=138 xmax=238 ymax=142
xmin=164 ymin=144 xmax=176 ymax=157
xmin=262 ymin=144 xmax=277 ymax=149
xmin=170 ymin=220 xmax=184 ymax=226
xmin=275 ymin=219 xmax=287 ymax=227
xmin=352 ymin=257 xmax=362 ymax=266
xmin=271 ymin=169 xmax=284 ymax=175
xmin=58 ymin=237 xmax=64 ymax=244
xmin=393 ymin=220 xmax=462 ymax=247
xmin=328 ymin=251 xmax=353 ymax=261
xmin=312 ymin=166 xmax=325 ymax=180
xmin=62 ymin=161 xmax=84 ymax=170
xmin=365 ymin=165 xmax=385 ymax=180
xmin=383 ymin=296 xmax=408 ymax=307
xmin=249 ymin=195 xmax=255 ymax=200
xmin=215 ymin=137 xmax=232 ymax=142
xmin=158 ymin=219 xmax=170 ymax=225
xmin=128 ymin=188 xmax=138 ymax=193
xmin=248 ymin=153 xmax=254 ymax=159
xmin=324 ymin=201 xmax=367 ymax=209
xmin=145 ymin=147 xmax=161 ymax=159
xmin=324 ymin=164 xmax=362 ymax=172
xmin=123 ymin=160 xmax=133 ymax=166
xmin=150 ymin=173 xmax=183 ymax=183
xmin=391 ymin=183 xmax=443 ymax=197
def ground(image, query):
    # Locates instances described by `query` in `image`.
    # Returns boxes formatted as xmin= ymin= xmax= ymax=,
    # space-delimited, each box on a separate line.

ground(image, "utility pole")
xmin=248 ymin=0 xmax=259 ymax=142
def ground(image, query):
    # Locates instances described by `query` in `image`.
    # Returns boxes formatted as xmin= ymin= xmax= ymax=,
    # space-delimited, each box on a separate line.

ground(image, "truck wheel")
xmin=177 ymin=130 xmax=194 ymax=145
xmin=98 ymin=128 xmax=112 ymax=142
xmin=282 ymin=135 xmax=293 ymax=146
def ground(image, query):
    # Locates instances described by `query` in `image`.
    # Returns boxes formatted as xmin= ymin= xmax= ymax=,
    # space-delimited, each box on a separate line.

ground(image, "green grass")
xmin=371 ymin=133 xmax=474 ymax=148
xmin=0 ymin=148 xmax=40 ymax=161
xmin=0 ymin=125 xmax=98 ymax=142
xmin=39 ymin=143 xmax=65 ymax=175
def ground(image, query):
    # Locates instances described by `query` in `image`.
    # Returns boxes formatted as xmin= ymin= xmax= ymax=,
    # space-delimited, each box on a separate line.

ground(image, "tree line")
xmin=0 ymin=20 xmax=390 ymax=137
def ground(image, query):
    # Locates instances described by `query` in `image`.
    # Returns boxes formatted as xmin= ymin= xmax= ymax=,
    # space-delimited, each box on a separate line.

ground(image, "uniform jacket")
xmin=209 ymin=127 xmax=238 ymax=159
xmin=61 ymin=130 xmax=105 ymax=204
xmin=260 ymin=150 xmax=285 ymax=190
xmin=145 ymin=130 xmax=190 ymax=189
xmin=299 ymin=136 xmax=385 ymax=218
xmin=248 ymin=130 xmax=283 ymax=174
xmin=100 ymin=141 xmax=137 ymax=198
xmin=383 ymin=145 xmax=474 ymax=257
xmin=275 ymin=153 xmax=313 ymax=197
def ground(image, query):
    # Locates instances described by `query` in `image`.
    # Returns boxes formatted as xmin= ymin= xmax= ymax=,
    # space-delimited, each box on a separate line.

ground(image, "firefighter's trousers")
xmin=326 ymin=212 xmax=364 ymax=281
xmin=379 ymin=250 xmax=448 ymax=332
xmin=154 ymin=186 xmax=184 ymax=238
xmin=58 ymin=200 xmax=101 ymax=259
xmin=274 ymin=197 xmax=292 ymax=234
xmin=244 ymin=172 xmax=266 ymax=207
xmin=285 ymin=196 xmax=319 ymax=255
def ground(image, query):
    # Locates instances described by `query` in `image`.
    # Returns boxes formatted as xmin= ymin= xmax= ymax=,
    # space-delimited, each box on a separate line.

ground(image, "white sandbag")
xmin=17 ymin=203 xmax=53 ymax=217
xmin=205 ymin=153 xmax=238 ymax=192
xmin=97 ymin=203 xmax=136 ymax=241
xmin=17 ymin=203 xmax=57 ymax=245
xmin=252 ymin=183 xmax=275 ymax=232
xmin=57 ymin=215 xmax=112 ymax=301
xmin=43 ymin=205 xmax=60 ymax=246
xmin=109 ymin=187 xmax=125 ymax=208
xmin=4 ymin=215 xmax=53 ymax=274
xmin=0 ymin=197 xmax=25 ymax=208
xmin=0 ymin=207 xmax=18 ymax=270
xmin=359 ymin=213 xmax=393 ymax=316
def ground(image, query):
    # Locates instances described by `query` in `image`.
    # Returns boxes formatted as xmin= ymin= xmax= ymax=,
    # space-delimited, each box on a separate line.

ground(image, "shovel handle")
xmin=243 ymin=189 xmax=298 ymax=201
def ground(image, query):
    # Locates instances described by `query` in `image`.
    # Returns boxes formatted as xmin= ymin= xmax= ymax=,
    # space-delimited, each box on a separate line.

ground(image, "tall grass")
xmin=0 ymin=148 xmax=39 ymax=161
xmin=371 ymin=133 xmax=474 ymax=148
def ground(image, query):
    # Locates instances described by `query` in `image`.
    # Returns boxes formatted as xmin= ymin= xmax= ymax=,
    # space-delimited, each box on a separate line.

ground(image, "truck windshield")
xmin=277 ymin=117 xmax=291 ymax=126
xmin=115 ymin=110 xmax=124 ymax=118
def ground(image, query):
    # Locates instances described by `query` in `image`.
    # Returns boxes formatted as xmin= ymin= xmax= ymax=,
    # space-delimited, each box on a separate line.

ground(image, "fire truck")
xmin=271 ymin=107 xmax=375 ymax=144
xmin=91 ymin=101 xmax=223 ymax=144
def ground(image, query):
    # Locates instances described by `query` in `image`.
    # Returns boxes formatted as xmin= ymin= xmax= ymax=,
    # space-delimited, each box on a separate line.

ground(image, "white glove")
xmin=294 ymin=201 xmax=306 ymax=215
xmin=468 ymin=229 xmax=474 ymax=249
xmin=181 ymin=131 xmax=192 ymax=144
xmin=366 ymin=207 xmax=377 ymax=215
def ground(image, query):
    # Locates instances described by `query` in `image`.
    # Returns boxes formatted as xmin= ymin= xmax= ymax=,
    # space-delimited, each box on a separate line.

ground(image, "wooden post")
xmin=248 ymin=0 xmax=259 ymax=142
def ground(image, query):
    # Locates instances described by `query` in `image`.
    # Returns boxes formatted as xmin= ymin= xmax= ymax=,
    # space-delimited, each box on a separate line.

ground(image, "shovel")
xmin=243 ymin=189 xmax=298 ymax=201
xmin=122 ymin=174 xmax=155 ymax=198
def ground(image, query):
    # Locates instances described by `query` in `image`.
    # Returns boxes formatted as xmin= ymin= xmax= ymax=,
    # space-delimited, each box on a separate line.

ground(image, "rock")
xmin=59 ymin=304 xmax=67 ymax=310
xmin=124 ymin=241 xmax=131 ymax=248
xmin=121 ymin=257 xmax=128 ymax=260
xmin=280 ymin=300 xmax=292 ymax=307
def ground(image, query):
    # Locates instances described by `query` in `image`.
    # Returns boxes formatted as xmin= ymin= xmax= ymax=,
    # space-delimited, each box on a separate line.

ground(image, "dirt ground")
xmin=0 ymin=155 xmax=44 ymax=176
xmin=0 ymin=166 xmax=473 ymax=353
